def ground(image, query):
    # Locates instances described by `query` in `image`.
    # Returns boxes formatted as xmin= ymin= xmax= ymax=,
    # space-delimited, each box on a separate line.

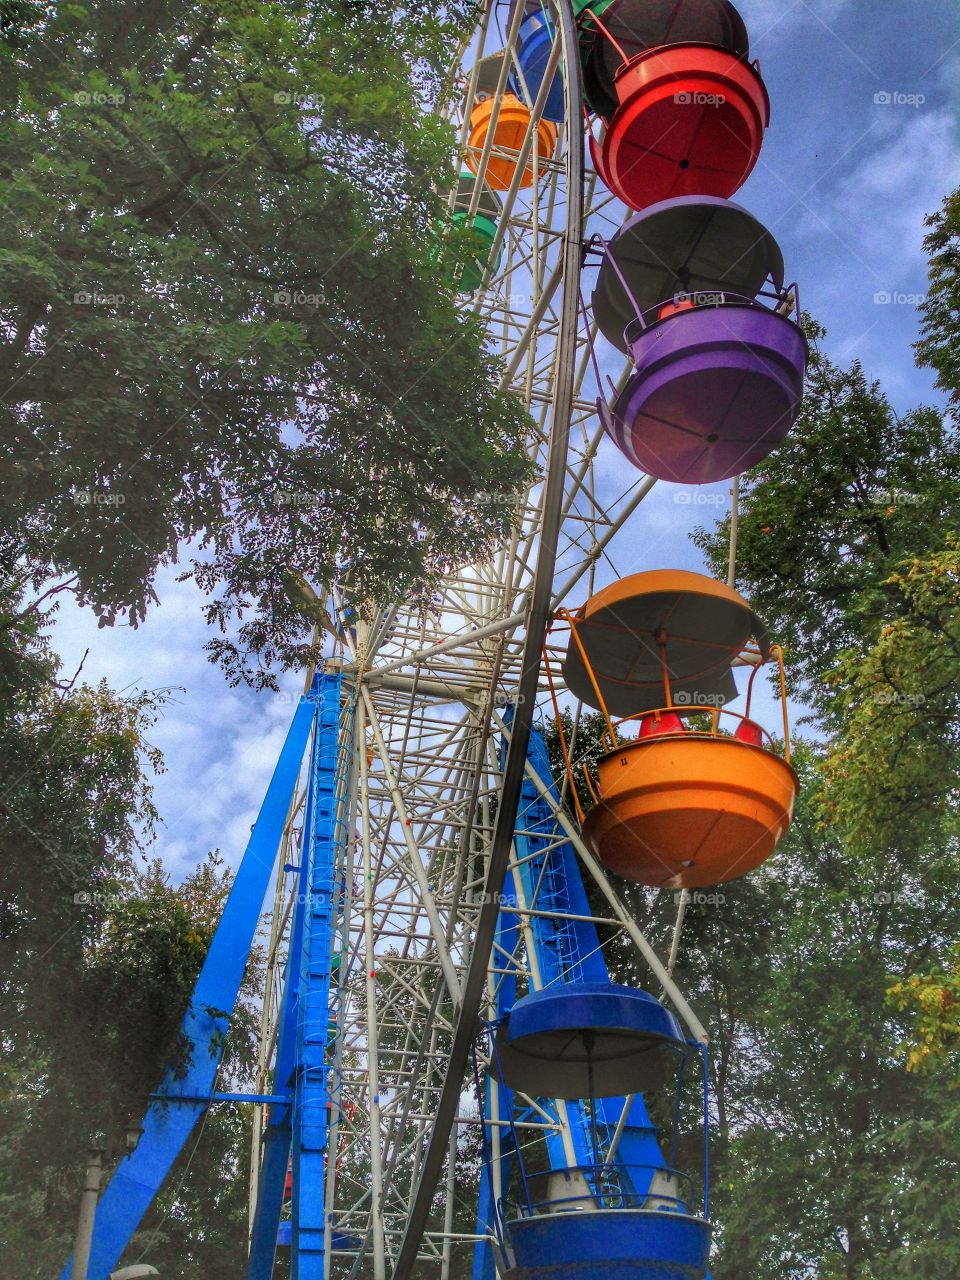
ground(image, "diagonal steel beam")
xmin=389 ymin=3 xmax=584 ymax=1272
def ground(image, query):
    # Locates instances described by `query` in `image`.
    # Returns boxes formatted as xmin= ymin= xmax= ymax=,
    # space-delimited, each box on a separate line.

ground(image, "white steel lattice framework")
xmin=248 ymin=4 xmax=708 ymax=1278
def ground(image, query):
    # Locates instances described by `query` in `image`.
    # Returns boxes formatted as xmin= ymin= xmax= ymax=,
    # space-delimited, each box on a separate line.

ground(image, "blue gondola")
xmin=508 ymin=8 xmax=566 ymax=123
xmin=486 ymin=982 xmax=712 ymax=1280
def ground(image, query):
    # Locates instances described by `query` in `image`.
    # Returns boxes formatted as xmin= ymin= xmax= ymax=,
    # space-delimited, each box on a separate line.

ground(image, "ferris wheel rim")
xmin=383 ymin=1 xmax=588 ymax=1273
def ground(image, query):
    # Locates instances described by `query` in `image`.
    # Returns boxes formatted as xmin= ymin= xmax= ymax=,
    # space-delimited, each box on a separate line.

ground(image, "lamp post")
xmin=71 ymin=1141 xmax=105 ymax=1280
xmin=72 ymin=1124 xmax=146 ymax=1280
xmin=124 ymin=1122 xmax=145 ymax=1154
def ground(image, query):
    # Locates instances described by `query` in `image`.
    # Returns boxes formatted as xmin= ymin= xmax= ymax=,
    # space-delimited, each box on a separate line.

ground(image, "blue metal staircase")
xmin=472 ymin=712 xmax=670 ymax=1280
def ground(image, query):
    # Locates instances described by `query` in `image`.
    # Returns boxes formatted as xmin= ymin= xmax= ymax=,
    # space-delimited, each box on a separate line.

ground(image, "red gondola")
xmin=589 ymin=42 xmax=769 ymax=211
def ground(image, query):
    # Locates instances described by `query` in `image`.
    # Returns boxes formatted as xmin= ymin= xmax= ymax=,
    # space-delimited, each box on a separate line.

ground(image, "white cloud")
xmin=789 ymin=105 xmax=959 ymax=291
xmin=50 ymin=563 xmax=305 ymax=882
xmin=737 ymin=0 xmax=855 ymax=47
xmin=839 ymin=110 xmax=957 ymax=271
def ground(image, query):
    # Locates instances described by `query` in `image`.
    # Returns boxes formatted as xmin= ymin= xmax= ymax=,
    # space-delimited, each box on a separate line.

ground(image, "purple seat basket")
xmin=599 ymin=303 xmax=807 ymax=484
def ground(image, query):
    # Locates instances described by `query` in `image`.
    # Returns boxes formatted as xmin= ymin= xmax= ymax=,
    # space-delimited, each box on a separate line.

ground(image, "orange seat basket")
xmin=582 ymin=733 xmax=797 ymax=888
xmin=467 ymin=93 xmax=559 ymax=191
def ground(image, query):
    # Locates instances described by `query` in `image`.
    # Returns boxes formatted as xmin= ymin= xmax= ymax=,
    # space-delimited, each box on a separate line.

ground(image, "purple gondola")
xmin=592 ymin=196 xmax=807 ymax=485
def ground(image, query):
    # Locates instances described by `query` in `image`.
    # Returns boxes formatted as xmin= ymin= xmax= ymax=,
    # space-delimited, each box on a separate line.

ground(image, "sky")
xmin=48 ymin=0 xmax=960 ymax=883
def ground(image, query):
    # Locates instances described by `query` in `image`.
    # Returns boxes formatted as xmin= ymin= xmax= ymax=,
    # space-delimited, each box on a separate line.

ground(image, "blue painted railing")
xmin=472 ymin=712 xmax=668 ymax=1280
xmin=57 ymin=686 xmax=320 ymax=1280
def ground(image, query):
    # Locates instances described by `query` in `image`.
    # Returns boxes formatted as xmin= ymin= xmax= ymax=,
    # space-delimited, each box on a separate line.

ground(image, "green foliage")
xmin=0 ymin=569 xmax=259 ymax=1278
xmin=682 ymin=308 xmax=960 ymax=1274
xmin=580 ymin=740 xmax=960 ymax=1279
xmin=693 ymin=322 xmax=960 ymax=717
xmin=822 ymin=540 xmax=960 ymax=854
xmin=0 ymin=572 xmax=158 ymax=1275
xmin=591 ymin=284 xmax=960 ymax=1275
xmin=0 ymin=848 xmax=242 ymax=1277
xmin=122 ymin=864 xmax=263 ymax=1280
xmin=888 ymin=954 xmax=960 ymax=1075
xmin=0 ymin=0 xmax=532 ymax=686
xmin=542 ymin=707 xmax=610 ymax=819
xmin=916 ymin=186 xmax=960 ymax=403
xmin=0 ymin=578 xmax=162 ymax=1119
xmin=130 ymin=1098 xmax=256 ymax=1279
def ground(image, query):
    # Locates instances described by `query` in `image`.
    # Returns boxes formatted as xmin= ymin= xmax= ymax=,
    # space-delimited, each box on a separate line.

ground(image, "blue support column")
xmin=474 ymin=711 xmax=673 ymax=1279
xmin=57 ymin=692 xmax=318 ymax=1280
xmin=473 ymin=868 xmax=521 ymax=1280
xmin=511 ymin=722 xmax=665 ymax=1181
xmin=290 ymin=674 xmax=345 ymax=1280
xmin=247 ymin=728 xmax=320 ymax=1280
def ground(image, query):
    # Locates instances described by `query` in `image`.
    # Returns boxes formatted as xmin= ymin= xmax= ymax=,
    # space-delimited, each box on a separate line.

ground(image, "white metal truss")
xmin=250 ymin=4 xmax=705 ymax=1276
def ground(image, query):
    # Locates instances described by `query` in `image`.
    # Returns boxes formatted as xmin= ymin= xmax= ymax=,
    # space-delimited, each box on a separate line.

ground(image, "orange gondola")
xmin=465 ymin=52 xmax=559 ymax=191
xmin=547 ymin=570 xmax=798 ymax=888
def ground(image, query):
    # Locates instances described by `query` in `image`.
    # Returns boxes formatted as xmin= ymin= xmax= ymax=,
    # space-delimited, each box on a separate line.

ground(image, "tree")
xmin=549 ymin=724 xmax=960 ymax=1277
xmin=118 ymin=861 xmax=264 ymax=1280
xmin=667 ymin=754 xmax=960 ymax=1280
xmin=0 ymin=841 xmax=259 ymax=1280
xmin=916 ymin=186 xmax=960 ymax=404
xmin=0 ymin=578 xmax=163 ymax=1167
xmin=542 ymin=301 xmax=960 ymax=1275
xmin=821 ymin=539 xmax=960 ymax=855
xmin=692 ymin=322 xmax=960 ymax=716
xmin=0 ymin=567 xmax=261 ymax=1278
xmin=888 ymin=954 xmax=960 ymax=1074
xmin=0 ymin=0 xmax=532 ymax=687
xmin=679 ymin=320 xmax=960 ymax=1275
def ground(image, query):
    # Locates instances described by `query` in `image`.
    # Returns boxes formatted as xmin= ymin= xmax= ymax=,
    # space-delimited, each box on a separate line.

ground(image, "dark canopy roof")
xmin=562 ymin=569 xmax=770 ymax=717
xmin=492 ymin=982 xmax=688 ymax=1100
xmin=592 ymin=196 xmax=785 ymax=352
xmin=583 ymin=0 xmax=750 ymax=119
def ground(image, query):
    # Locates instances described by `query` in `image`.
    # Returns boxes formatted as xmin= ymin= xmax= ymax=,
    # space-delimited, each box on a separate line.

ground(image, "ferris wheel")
xmin=60 ymin=3 xmax=810 ymax=1280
